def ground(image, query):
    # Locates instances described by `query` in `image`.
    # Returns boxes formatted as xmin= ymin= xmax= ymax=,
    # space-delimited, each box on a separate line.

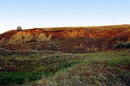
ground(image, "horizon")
xmin=0 ymin=0 xmax=130 ymax=33
xmin=1 ymin=24 xmax=130 ymax=34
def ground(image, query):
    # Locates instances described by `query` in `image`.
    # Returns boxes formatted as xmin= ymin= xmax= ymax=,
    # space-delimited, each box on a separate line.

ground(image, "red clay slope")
xmin=0 ymin=25 xmax=130 ymax=52
xmin=0 ymin=25 xmax=130 ymax=42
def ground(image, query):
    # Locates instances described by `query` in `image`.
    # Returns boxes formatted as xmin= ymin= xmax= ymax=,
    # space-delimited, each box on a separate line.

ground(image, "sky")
xmin=0 ymin=0 xmax=130 ymax=33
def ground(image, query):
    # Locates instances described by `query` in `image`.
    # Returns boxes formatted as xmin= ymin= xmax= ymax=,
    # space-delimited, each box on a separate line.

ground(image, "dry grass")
xmin=34 ymin=50 xmax=130 ymax=86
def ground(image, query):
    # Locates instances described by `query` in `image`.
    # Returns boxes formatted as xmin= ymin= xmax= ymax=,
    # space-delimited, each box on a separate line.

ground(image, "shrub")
xmin=49 ymin=42 xmax=58 ymax=50
xmin=114 ymin=42 xmax=125 ymax=49
xmin=124 ymin=42 xmax=130 ymax=48
xmin=17 ymin=26 xmax=22 ymax=31
xmin=114 ymin=41 xmax=130 ymax=49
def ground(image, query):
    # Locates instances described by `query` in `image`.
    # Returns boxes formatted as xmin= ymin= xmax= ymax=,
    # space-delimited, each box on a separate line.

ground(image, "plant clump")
xmin=114 ymin=41 xmax=130 ymax=49
xmin=17 ymin=26 xmax=22 ymax=31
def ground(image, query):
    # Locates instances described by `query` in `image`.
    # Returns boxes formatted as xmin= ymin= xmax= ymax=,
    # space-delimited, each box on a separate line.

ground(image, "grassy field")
xmin=0 ymin=50 xmax=130 ymax=86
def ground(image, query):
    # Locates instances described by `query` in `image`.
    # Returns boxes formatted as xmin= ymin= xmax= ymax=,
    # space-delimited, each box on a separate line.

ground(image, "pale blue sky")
xmin=0 ymin=0 xmax=130 ymax=33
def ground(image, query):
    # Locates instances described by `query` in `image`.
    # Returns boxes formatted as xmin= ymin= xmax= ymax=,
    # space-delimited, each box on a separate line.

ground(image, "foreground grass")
xmin=0 ymin=50 xmax=82 ymax=86
xmin=0 ymin=50 xmax=130 ymax=86
xmin=34 ymin=50 xmax=130 ymax=86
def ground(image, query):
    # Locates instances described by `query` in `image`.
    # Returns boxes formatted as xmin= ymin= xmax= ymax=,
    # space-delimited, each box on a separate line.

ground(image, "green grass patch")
xmin=0 ymin=72 xmax=43 ymax=85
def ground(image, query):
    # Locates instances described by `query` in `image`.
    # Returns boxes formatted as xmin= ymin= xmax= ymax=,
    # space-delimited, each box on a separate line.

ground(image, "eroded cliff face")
xmin=1 ymin=27 xmax=129 ymax=44
xmin=1 ymin=29 xmax=86 ymax=44
xmin=0 ymin=29 xmax=52 ymax=44
xmin=7 ymin=31 xmax=52 ymax=44
xmin=0 ymin=25 xmax=130 ymax=52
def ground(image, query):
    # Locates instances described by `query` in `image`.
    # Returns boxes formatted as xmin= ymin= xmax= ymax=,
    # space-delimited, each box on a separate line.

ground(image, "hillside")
xmin=0 ymin=25 xmax=130 ymax=52
xmin=0 ymin=25 xmax=130 ymax=86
